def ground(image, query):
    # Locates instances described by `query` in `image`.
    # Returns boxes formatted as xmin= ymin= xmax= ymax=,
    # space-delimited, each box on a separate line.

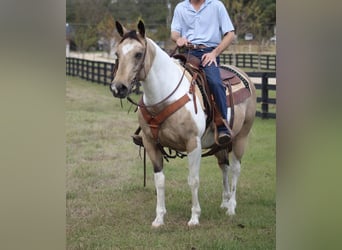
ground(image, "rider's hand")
xmin=201 ymin=51 xmax=218 ymax=67
xmin=176 ymin=37 xmax=189 ymax=47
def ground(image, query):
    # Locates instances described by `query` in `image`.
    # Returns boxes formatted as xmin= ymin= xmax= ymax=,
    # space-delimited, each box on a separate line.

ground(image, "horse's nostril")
xmin=110 ymin=83 xmax=128 ymax=98
xmin=110 ymin=84 xmax=118 ymax=94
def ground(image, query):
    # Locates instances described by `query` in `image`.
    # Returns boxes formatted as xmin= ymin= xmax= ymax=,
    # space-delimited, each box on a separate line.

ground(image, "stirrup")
xmin=132 ymin=134 xmax=143 ymax=147
xmin=217 ymin=131 xmax=231 ymax=146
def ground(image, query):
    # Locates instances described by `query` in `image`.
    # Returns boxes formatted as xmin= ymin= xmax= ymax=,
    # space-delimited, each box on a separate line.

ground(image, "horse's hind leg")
xmin=215 ymin=150 xmax=231 ymax=212
xmin=216 ymin=149 xmax=241 ymax=216
xmin=226 ymin=152 xmax=241 ymax=215
xmin=216 ymin=136 xmax=247 ymax=215
xmin=226 ymin=134 xmax=249 ymax=215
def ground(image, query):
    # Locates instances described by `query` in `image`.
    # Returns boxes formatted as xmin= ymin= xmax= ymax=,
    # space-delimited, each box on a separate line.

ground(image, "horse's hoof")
xmin=151 ymin=219 xmax=164 ymax=228
xmin=226 ymin=200 xmax=236 ymax=216
xmin=220 ymin=201 xmax=229 ymax=209
xmin=227 ymin=209 xmax=236 ymax=216
xmin=187 ymin=219 xmax=200 ymax=227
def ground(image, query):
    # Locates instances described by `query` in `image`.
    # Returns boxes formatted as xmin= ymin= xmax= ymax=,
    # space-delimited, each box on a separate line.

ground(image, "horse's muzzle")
xmin=110 ymin=82 xmax=129 ymax=99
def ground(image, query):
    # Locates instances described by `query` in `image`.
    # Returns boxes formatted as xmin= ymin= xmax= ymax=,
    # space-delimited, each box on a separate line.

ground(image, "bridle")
xmin=113 ymin=36 xmax=148 ymax=91
xmin=114 ymin=37 xmax=188 ymax=110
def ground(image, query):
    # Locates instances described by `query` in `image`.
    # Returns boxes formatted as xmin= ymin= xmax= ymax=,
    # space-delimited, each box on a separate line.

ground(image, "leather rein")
xmin=125 ymin=43 xmax=188 ymax=109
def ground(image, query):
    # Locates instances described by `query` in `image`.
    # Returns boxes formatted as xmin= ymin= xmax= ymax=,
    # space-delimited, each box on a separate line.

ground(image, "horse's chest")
xmin=138 ymin=107 xmax=199 ymax=151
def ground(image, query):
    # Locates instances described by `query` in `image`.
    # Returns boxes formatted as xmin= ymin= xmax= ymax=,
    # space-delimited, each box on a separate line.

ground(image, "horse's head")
xmin=110 ymin=20 xmax=147 ymax=99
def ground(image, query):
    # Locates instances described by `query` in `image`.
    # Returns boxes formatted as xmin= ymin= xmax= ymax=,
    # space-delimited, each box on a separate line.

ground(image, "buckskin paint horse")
xmin=110 ymin=21 xmax=256 ymax=227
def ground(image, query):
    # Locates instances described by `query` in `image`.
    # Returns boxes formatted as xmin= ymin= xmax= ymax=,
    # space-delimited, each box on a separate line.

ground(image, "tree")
xmin=97 ymin=13 xmax=118 ymax=55
xmin=223 ymin=0 xmax=276 ymax=69
xmin=66 ymin=0 xmax=276 ymax=53
xmin=223 ymin=0 xmax=263 ymax=39
xmin=67 ymin=0 xmax=109 ymax=51
xmin=73 ymin=25 xmax=98 ymax=52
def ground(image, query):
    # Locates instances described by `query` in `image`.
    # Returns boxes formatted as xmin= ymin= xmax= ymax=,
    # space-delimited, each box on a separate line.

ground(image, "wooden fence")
xmin=66 ymin=57 xmax=115 ymax=84
xmin=220 ymin=53 xmax=276 ymax=71
xmin=248 ymin=72 xmax=276 ymax=119
xmin=66 ymin=57 xmax=276 ymax=119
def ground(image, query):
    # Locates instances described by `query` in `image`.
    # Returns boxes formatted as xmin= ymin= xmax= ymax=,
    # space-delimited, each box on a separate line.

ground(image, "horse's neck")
xmin=142 ymin=39 xmax=189 ymax=106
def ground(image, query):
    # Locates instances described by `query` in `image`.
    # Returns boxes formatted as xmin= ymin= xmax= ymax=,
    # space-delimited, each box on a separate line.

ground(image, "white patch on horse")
xmin=122 ymin=43 xmax=135 ymax=55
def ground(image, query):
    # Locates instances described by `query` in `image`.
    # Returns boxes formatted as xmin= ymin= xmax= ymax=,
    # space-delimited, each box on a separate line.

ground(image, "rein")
xmin=131 ymin=39 xmax=148 ymax=89
xmin=126 ymin=45 xmax=188 ymax=109
xmin=126 ymin=66 xmax=187 ymax=109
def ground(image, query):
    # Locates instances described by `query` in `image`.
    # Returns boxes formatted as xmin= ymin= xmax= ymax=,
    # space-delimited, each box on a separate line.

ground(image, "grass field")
xmin=66 ymin=76 xmax=276 ymax=249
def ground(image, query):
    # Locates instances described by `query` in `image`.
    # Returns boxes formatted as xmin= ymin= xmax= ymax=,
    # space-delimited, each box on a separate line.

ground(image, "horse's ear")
xmin=116 ymin=21 xmax=125 ymax=37
xmin=137 ymin=20 xmax=145 ymax=38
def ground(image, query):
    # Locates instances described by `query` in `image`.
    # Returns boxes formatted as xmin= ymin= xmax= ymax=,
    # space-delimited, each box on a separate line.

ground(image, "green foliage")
xmin=97 ymin=13 xmax=117 ymax=54
xmin=73 ymin=25 xmax=98 ymax=52
xmin=223 ymin=0 xmax=275 ymax=40
xmin=66 ymin=0 xmax=276 ymax=51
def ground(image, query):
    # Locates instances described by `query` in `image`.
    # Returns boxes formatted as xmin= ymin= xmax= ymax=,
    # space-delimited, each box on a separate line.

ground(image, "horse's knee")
xmin=154 ymin=172 xmax=165 ymax=188
xmin=151 ymin=157 xmax=163 ymax=173
xmin=231 ymin=154 xmax=241 ymax=173
xmin=188 ymin=175 xmax=199 ymax=189
xmin=231 ymin=163 xmax=240 ymax=175
xmin=153 ymin=164 xmax=163 ymax=173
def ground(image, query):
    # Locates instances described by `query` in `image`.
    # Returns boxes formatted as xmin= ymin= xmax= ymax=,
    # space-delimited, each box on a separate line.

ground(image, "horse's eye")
xmin=135 ymin=52 xmax=143 ymax=60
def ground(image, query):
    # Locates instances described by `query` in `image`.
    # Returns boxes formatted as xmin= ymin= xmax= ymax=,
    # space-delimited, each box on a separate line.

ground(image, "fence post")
xmin=261 ymin=73 xmax=269 ymax=119
xmin=76 ymin=59 xmax=80 ymax=77
xmin=81 ymin=60 xmax=85 ymax=79
xmin=86 ymin=60 xmax=89 ymax=81
xmin=110 ymin=63 xmax=115 ymax=85
xmin=96 ymin=62 xmax=100 ymax=83
xmin=73 ymin=59 xmax=76 ymax=76
xmin=104 ymin=62 xmax=107 ymax=85
xmin=69 ymin=58 xmax=71 ymax=75
xmin=91 ymin=61 xmax=95 ymax=82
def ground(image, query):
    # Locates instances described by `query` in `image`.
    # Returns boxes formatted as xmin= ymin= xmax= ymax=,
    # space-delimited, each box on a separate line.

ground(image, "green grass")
xmin=66 ymin=76 xmax=276 ymax=249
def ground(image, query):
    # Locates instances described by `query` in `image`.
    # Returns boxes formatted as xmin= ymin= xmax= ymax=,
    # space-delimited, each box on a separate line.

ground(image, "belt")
xmin=192 ymin=44 xmax=208 ymax=49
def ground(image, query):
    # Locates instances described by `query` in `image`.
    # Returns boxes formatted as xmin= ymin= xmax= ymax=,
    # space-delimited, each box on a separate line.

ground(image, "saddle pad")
xmin=225 ymin=84 xmax=251 ymax=107
xmin=219 ymin=68 xmax=240 ymax=85
xmin=221 ymin=67 xmax=251 ymax=107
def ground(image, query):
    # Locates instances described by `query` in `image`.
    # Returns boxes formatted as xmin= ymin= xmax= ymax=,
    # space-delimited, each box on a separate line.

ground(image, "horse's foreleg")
xmin=187 ymin=137 xmax=202 ymax=226
xmin=144 ymin=138 xmax=166 ymax=228
xmin=152 ymin=171 xmax=166 ymax=227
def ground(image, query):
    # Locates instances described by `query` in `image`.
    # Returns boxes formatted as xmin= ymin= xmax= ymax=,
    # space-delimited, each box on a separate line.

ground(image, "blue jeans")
xmin=190 ymin=47 xmax=228 ymax=133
